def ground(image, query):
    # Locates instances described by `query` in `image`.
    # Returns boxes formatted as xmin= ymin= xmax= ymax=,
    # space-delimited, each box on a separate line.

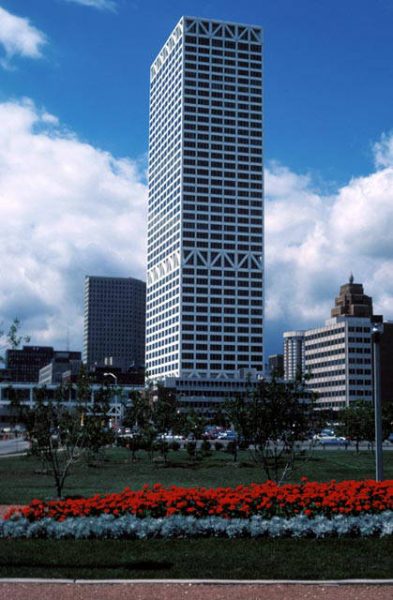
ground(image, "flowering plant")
xmin=5 ymin=478 xmax=393 ymax=523
xmin=2 ymin=512 xmax=393 ymax=540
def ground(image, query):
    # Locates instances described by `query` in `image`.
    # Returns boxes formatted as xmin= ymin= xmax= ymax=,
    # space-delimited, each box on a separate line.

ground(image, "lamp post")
xmin=103 ymin=372 xmax=118 ymax=385
xmin=103 ymin=372 xmax=119 ymax=429
xmin=372 ymin=322 xmax=384 ymax=482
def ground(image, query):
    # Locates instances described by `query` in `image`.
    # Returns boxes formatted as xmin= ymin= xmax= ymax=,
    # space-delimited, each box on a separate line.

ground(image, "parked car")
xmin=217 ymin=430 xmax=238 ymax=441
xmin=313 ymin=432 xmax=348 ymax=446
xmin=156 ymin=433 xmax=185 ymax=443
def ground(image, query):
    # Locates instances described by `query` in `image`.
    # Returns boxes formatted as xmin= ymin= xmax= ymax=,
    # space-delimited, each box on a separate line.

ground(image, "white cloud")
xmin=0 ymin=98 xmax=147 ymax=351
xmin=1 ymin=96 xmax=393 ymax=356
xmin=63 ymin=0 xmax=117 ymax=11
xmin=265 ymin=135 xmax=393 ymax=351
xmin=373 ymin=131 xmax=393 ymax=169
xmin=0 ymin=6 xmax=46 ymax=67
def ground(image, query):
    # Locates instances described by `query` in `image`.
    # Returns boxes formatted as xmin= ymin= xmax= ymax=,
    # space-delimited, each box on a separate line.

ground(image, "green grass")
xmin=1 ymin=538 xmax=393 ymax=579
xmin=2 ymin=449 xmax=393 ymax=581
xmin=1 ymin=447 xmax=393 ymax=504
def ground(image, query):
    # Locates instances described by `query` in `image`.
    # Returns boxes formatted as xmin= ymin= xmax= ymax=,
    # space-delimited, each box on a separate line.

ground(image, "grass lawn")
xmin=1 ymin=538 xmax=393 ymax=579
xmin=1 ymin=447 xmax=393 ymax=504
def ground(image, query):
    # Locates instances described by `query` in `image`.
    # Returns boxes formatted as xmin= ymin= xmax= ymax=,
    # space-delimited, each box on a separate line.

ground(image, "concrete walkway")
xmin=1 ymin=581 xmax=393 ymax=600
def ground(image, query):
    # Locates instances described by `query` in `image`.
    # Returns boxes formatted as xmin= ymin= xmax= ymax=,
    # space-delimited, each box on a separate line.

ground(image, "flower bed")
xmin=5 ymin=479 xmax=393 ymax=522
xmin=2 ymin=512 xmax=393 ymax=540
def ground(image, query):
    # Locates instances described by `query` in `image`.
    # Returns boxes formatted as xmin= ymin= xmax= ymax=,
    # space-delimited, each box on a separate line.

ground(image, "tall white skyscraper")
xmin=146 ymin=17 xmax=264 ymax=382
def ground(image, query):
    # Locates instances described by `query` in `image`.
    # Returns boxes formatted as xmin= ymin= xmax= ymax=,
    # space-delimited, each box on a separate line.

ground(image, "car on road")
xmin=313 ymin=431 xmax=348 ymax=446
xmin=217 ymin=430 xmax=238 ymax=441
xmin=156 ymin=433 xmax=185 ymax=443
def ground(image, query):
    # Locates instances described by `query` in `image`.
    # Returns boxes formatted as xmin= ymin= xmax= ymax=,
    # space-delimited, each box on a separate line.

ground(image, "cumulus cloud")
xmin=63 ymin=0 xmax=117 ymax=11
xmin=265 ymin=135 xmax=393 ymax=352
xmin=0 ymin=98 xmax=147 ymax=350
xmin=0 ymin=6 xmax=46 ymax=67
xmin=1 ymin=96 xmax=393 ymax=357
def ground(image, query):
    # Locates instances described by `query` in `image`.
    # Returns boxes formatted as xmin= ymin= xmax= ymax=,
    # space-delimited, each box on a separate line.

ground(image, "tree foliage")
xmin=19 ymin=369 xmax=116 ymax=498
xmin=225 ymin=375 xmax=317 ymax=483
xmin=0 ymin=318 xmax=30 ymax=365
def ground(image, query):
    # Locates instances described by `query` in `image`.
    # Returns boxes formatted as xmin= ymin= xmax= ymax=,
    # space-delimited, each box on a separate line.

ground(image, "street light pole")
xmin=372 ymin=323 xmax=384 ymax=482
xmin=103 ymin=372 xmax=118 ymax=385
xmin=103 ymin=372 xmax=119 ymax=429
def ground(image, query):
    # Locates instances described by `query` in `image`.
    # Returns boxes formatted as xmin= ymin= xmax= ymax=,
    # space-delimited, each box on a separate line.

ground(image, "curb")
xmin=1 ymin=578 xmax=393 ymax=585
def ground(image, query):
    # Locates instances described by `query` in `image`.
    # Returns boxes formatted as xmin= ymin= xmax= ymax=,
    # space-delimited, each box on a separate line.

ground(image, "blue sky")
xmin=3 ymin=0 xmax=393 ymax=182
xmin=1 ymin=0 xmax=393 ymax=358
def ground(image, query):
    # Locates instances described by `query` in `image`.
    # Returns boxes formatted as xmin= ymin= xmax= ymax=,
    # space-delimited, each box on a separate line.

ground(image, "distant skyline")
xmin=1 ymin=0 xmax=393 ymax=357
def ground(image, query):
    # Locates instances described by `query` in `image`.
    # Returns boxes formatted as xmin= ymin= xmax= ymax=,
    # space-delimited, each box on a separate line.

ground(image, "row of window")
xmin=305 ymin=327 xmax=345 ymax=341
xmin=184 ymin=48 xmax=261 ymax=63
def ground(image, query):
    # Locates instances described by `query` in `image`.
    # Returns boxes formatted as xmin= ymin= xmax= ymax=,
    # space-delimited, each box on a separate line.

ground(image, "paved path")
xmin=1 ymin=582 xmax=393 ymax=600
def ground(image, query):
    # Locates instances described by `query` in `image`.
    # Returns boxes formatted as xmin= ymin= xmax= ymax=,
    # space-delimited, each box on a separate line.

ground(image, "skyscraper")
xmin=146 ymin=17 xmax=264 ymax=381
xmin=83 ymin=276 xmax=146 ymax=371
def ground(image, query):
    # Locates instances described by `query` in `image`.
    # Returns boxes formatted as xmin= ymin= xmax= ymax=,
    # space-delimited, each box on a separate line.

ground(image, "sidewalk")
xmin=1 ymin=581 xmax=393 ymax=600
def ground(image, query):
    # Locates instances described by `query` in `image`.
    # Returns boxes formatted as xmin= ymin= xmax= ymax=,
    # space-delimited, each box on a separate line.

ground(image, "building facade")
xmin=146 ymin=17 xmax=264 ymax=381
xmin=283 ymin=331 xmax=305 ymax=381
xmin=267 ymin=354 xmax=284 ymax=377
xmin=304 ymin=278 xmax=376 ymax=410
xmin=3 ymin=346 xmax=80 ymax=383
xmin=38 ymin=353 xmax=82 ymax=385
xmin=0 ymin=381 xmax=144 ymax=427
xmin=83 ymin=276 xmax=146 ymax=371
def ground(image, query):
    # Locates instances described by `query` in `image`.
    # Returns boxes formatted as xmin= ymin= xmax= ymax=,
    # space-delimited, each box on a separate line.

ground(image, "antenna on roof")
xmin=349 ymin=273 xmax=354 ymax=284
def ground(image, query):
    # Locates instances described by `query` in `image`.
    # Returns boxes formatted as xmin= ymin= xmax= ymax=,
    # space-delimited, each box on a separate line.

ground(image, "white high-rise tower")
xmin=146 ymin=17 xmax=264 ymax=382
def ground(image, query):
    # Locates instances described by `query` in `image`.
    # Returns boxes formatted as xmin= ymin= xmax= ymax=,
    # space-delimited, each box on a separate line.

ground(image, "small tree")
xmin=338 ymin=400 xmax=389 ymax=453
xmin=1 ymin=318 xmax=31 ymax=381
xmin=26 ymin=369 xmax=117 ymax=497
xmin=29 ymin=385 xmax=85 ymax=498
xmin=122 ymin=391 xmax=151 ymax=461
xmin=83 ymin=384 xmax=115 ymax=465
xmin=225 ymin=374 xmax=316 ymax=483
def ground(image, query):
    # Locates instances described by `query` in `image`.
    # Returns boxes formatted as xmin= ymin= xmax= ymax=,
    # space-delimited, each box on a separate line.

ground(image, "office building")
xmin=304 ymin=277 xmax=377 ymax=410
xmin=38 ymin=353 xmax=82 ymax=385
xmin=267 ymin=354 xmax=284 ymax=377
xmin=283 ymin=331 xmax=305 ymax=381
xmin=0 ymin=380 xmax=144 ymax=427
xmin=83 ymin=276 xmax=146 ymax=371
xmin=3 ymin=346 xmax=80 ymax=383
xmin=146 ymin=17 xmax=264 ymax=382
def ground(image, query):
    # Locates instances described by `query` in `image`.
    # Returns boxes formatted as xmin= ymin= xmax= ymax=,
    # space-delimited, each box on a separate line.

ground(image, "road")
xmin=0 ymin=438 xmax=30 ymax=456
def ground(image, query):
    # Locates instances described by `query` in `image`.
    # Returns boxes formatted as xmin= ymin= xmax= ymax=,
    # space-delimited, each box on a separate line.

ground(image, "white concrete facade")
xmin=283 ymin=330 xmax=305 ymax=381
xmin=304 ymin=316 xmax=373 ymax=410
xmin=146 ymin=17 xmax=264 ymax=381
